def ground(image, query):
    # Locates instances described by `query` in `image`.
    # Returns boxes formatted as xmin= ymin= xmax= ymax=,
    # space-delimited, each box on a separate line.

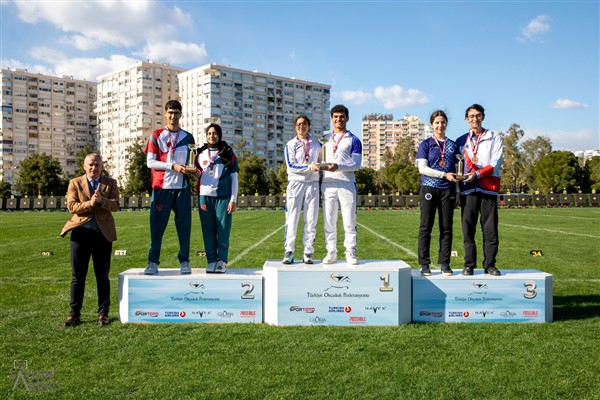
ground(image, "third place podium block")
xmin=263 ymin=260 xmax=412 ymax=326
xmin=412 ymin=269 xmax=553 ymax=323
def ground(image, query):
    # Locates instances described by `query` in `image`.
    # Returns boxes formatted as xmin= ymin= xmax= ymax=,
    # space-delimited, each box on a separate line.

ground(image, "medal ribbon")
xmin=433 ymin=136 xmax=446 ymax=165
xmin=299 ymin=137 xmax=311 ymax=163
xmin=468 ymin=130 xmax=484 ymax=160
xmin=167 ymin=129 xmax=180 ymax=156
xmin=208 ymin=148 xmax=219 ymax=171
xmin=332 ymin=131 xmax=346 ymax=157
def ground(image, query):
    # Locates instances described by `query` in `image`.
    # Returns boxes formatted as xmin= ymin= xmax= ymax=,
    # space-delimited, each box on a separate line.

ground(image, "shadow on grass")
xmin=553 ymin=294 xmax=600 ymax=321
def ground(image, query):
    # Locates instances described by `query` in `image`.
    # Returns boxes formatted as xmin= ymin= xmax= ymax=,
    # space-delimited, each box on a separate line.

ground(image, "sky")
xmin=1 ymin=0 xmax=598 ymax=152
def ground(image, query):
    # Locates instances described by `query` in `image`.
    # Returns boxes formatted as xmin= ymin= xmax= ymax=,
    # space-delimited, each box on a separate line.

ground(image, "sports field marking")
xmin=525 ymin=213 xmax=600 ymax=220
xmin=500 ymin=223 xmax=599 ymax=238
xmin=228 ymin=224 xmax=286 ymax=266
xmin=357 ymin=222 xmax=418 ymax=258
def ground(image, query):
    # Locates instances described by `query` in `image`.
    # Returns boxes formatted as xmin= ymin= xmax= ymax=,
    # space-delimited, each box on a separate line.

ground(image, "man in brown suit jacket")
xmin=60 ymin=154 xmax=119 ymax=327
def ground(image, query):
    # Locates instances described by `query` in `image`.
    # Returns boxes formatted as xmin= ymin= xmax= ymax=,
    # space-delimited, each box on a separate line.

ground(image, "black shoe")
xmin=462 ymin=267 xmax=474 ymax=276
xmin=420 ymin=264 xmax=432 ymax=276
xmin=485 ymin=267 xmax=501 ymax=276
xmin=441 ymin=264 xmax=453 ymax=276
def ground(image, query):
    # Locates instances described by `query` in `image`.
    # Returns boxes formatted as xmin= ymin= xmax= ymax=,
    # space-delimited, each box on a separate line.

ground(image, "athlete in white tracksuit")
xmin=321 ymin=105 xmax=362 ymax=264
xmin=283 ymin=115 xmax=321 ymax=263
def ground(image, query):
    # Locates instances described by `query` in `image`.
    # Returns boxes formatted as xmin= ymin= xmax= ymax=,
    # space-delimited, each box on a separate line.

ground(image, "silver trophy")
xmin=317 ymin=137 xmax=330 ymax=171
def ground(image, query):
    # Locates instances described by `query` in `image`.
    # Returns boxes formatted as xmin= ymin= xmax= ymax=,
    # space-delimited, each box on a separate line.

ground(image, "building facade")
xmin=361 ymin=114 xmax=429 ymax=170
xmin=96 ymin=61 xmax=186 ymax=182
xmin=178 ymin=64 xmax=331 ymax=169
xmin=0 ymin=68 xmax=97 ymax=185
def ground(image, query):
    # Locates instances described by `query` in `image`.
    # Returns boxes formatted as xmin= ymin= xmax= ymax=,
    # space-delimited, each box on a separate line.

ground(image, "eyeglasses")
xmin=295 ymin=122 xmax=309 ymax=127
xmin=467 ymin=114 xmax=483 ymax=120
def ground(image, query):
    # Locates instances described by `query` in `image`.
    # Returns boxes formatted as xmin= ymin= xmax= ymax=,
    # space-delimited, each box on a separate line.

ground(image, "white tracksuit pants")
xmin=284 ymin=180 xmax=319 ymax=255
xmin=321 ymin=181 xmax=357 ymax=253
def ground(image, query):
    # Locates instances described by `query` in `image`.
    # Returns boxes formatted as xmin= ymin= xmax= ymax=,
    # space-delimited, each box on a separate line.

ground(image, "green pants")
xmin=199 ymin=195 xmax=232 ymax=264
xmin=148 ymin=188 xmax=191 ymax=265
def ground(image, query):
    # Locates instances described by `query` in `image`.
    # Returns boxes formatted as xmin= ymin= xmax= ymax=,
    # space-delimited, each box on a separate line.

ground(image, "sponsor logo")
xmin=425 ymin=193 xmax=432 ymax=201
xmin=289 ymin=306 xmax=316 ymax=313
xmin=240 ymin=310 xmax=256 ymax=318
xmin=134 ymin=310 xmax=159 ymax=317
xmin=179 ymin=311 xmax=186 ymax=318
xmin=448 ymin=311 xmax=470 ymax=318
xmin=329 ymin=306 xmax=345 ymax=313
xmin=365 ymin=306 xmax=386 ymax=314
xmin=500 ymin=310 xmax=517 ymax=318
xmin=191 ymin=310 xmax=211 ymax=317
xmin=309 ymin=316 xmax=326 ymax=324
xmin=164 ymin=311 xmax=180 ymax=317
xmin=419 ymin=310 xmax=443 ymax=318
xmin=345 ymin=306 xmax=352 ymax=313
xmin=349 ymin=316 xmax=367 ymax=324
xmin=217 ymin=310 xmax=234 ymax=319
xmin=523 ymin=310 xmax=540 ymax=317
xmin=474 ymin=310 xmax=494 ymax=318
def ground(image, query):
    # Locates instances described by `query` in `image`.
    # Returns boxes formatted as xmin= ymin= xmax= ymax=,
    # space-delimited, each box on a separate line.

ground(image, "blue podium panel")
xmin=263 ymin=260 xmax=412 ymax=326
xmin=412 ymin=269 xmax=553 ymax=323
xmin=118 ymin=268 xmax=263 ymax=324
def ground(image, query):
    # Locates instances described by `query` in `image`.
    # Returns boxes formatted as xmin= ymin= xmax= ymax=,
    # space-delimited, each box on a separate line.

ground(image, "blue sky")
xmin=1 ymin=0 xmax=598 ymax=151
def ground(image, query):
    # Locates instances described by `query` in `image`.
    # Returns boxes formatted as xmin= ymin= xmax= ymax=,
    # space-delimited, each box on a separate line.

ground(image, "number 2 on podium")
xmin=379 ymin=274 xmax=394 ymax=292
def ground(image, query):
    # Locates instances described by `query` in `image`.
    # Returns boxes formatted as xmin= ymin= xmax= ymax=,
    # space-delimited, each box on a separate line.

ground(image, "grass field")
xmin=1 ymin=207 xmax=599 ymax=399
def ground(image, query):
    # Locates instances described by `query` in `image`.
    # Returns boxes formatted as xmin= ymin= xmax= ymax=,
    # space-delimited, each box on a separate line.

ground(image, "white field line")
xmin=525 ymin=213 xmax=600 ymax=220
xmin=500 ymin=223 xmax=599 ymax=238
xmin=228 ymin=224 xmax=285 ymax=266
xmin=357 ymin=222 xmax=418 ymax=258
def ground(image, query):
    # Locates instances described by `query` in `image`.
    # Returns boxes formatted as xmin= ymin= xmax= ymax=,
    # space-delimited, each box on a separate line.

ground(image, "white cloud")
xmin=13 ymin=0 xmax=194 ymax=49
xmin=519 ymin=15 xmax=551 ymax=42
xmin=0 ymin=58 xmax=54 ymax=76
xmin=521 ymin=127 xmax=599 ymax=152
xmin=373 ymin=85 xmax=429 ymax=109
xmin=336 ymin=90 xmax=373 ymax=105
xmin=552 ymin=98 xmax=590 ymax=109
xmin=137 ymin=41 xmax=208 ymax=65
xmin=27 ymin=47 xmax=138 ymax=81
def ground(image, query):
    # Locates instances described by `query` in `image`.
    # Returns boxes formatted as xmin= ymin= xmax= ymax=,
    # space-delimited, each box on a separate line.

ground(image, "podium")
xmin=118 ymin=268 xmax=263 ymax=323
xmin=263 ymin=260 xmax=412 ymax=326
xmin=412 ymin=269 xmax=552 ymax=323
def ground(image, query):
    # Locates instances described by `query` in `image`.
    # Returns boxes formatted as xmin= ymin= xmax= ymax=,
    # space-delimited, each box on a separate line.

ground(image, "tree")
xmin=586 ymin=156 xmax=600 ymax=191
xmin=122 ymin=139 xmax=152 ymax=196
xmin=355 ymin=167 xmax=377 ymax=195
xmin=237 ymin=154 xmax=268 ymax=195
xmin=14 ymin=154 xmax=65 ymax=196
xmin=522 ymin=136 xmax=552 ymax=191
xmin=380 ymin=163 xmax=402 ymax=193
xmin=392 ymin=137 xmax=417 ymax=166
xmin=0 ymin=181 xmax=12 ymax=198
xmin=394 ymin=165 xmax=421 ymax=194
xmin=531 ymin=151 xmax=581 ymax=193
xmin=499 ymin=124 xmax=524 ymax=193
xmin=266 ymin=167 xmax=280 ymax=195
xmin=276 ymin=163 xmax=288 ymax=195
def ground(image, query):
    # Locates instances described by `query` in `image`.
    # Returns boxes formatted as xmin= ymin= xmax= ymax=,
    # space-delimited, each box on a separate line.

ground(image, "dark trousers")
xmin=69 ymin=227 xmax=112 ymax=316
xmin=418 ymin=186 xmax=455 ymax=266
xmin=460 ymin=192 xmax=499 ymax=269
xmin=148 ymin=188 xmax=191 ymax=265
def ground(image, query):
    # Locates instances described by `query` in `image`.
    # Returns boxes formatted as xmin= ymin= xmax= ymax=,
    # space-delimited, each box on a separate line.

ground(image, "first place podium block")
xmin=118 ymin=268 xmax=263 ymax=323
xmin=263 ymin=260 xmax=412 ymax=326
xmin=412 ymin=269 xmax=553 ymax=323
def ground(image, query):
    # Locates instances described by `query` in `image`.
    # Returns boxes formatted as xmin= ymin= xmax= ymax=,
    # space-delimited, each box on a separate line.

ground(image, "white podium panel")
xmin=263 ymin=260 xmax=412 ymax=326
xmin=412 ymin=269 xmax=553 ymax=323
xmin=118 ymin=268 xmax=263 ymax=323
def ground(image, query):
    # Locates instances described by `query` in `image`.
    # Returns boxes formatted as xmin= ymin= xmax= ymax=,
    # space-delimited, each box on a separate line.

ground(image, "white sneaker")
xmin=206 ymin=262 xmax=217 ymax=273
xmin=322 ymin=251 xmax=337 ymax=264
xmin=282 ymin=251 xmax=294 ymax=264
xmin=144 ymin=262 xmax=159 ymax=275
xmin=303 ymin=254 xmax=313 ymax=264
xmin=180 ymin=261 xmax=191 ymax=275
xmin=214 ymin=260 xmax=227 ymax=273
xmin=346 ymin=250 xmax=359 ymax=265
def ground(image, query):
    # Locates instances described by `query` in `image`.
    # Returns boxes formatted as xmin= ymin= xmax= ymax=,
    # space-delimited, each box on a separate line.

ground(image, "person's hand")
xmin=194 ymin=167 xmax=202 ymax=178
xmin=311 ymin=163 xmax=320 ymax=172
xmin=92 ymin=189 xmax=102 ymax=206
xmin=227 ymin=201 xmax=237 ymax=214
xmin=172 ymin=163 xmax=186 ymax=174
xmin=328 ymin=163 xmax=339 ymax=172
xmin=464 ymin=173 xmax=476 ymax=183
xmin=445 ymin=172 xmax=457 ymax=182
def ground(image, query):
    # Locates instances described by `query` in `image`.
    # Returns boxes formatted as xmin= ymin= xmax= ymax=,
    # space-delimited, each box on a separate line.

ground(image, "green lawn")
xmin=0 ymin=208 xmax=599 ymax=399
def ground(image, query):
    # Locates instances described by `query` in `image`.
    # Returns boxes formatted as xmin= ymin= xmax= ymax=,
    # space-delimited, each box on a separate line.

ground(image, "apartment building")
xmin=0 ymin=68 xmax=97 ymax=184
xmin=361 ymin=113 xmax=429 ymax=170
xmin=96 ymin=61 xmax=186 ymax=182
xmin=178 ymin=64 xmax=331 ymax=169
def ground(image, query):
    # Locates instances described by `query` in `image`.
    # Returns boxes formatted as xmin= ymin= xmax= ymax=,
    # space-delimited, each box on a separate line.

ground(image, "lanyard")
xmin=468 ymin=130 xmax=484 ymax=156
xmin=433 ymin=136 xmax=446 ymax=161
xmin=299 ymin=137 xmax=311 ymax=163
xmin=167 ymin=129 xmax=180 ymax=156
xmin=332 ymin=131 xmax=346 ymax=155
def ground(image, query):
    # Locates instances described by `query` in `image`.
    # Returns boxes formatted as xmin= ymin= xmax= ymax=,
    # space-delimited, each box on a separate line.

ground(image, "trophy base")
xmin=455 ymin=175 xmax=467 ymax=181
xmin=184 ymin=166 xmax=196 ymax=174
xmin=317 ymin=163 xmax=330 ymax=171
